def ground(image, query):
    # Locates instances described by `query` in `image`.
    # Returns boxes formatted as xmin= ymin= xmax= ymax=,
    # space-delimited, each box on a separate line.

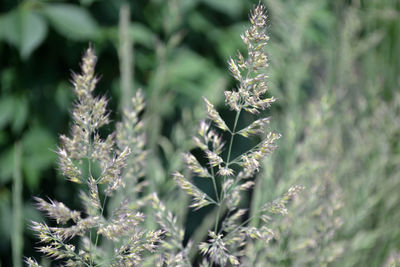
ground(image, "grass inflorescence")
xmin=27 ymin=4 xmax=301 ymax=266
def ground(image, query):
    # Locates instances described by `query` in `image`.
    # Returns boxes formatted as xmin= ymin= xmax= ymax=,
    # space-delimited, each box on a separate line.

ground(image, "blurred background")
xmin=0 ymin=0 xmax=399 ymax=266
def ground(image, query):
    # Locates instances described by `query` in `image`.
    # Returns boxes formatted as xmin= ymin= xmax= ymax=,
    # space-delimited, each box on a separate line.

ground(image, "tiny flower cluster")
xmin=225 ymin=4 xmax=275 ymax=114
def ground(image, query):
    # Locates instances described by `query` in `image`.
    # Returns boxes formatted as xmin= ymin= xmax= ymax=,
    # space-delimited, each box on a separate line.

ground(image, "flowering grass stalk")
xmin=26 ymin=48 xmax=161 ymax=267
xmin=173 ymin=4 xmax=303 ymax=266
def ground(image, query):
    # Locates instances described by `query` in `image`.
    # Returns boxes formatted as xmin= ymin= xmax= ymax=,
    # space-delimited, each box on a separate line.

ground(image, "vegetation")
xmin=0 ymin=0 xmax=399 ymax=266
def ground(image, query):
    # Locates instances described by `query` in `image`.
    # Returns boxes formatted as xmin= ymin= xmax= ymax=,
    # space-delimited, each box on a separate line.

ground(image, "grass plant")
xmin=26 ymin=48 xmax=161 ymax=267
xmin=27 ymin=4 xmax=303 ymax=266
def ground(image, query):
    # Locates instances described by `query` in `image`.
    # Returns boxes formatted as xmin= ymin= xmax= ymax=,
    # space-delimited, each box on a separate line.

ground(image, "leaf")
xmin=42 ymin=3 xmax=99 ymax=40
xmin=23 ymin=203 xmax=44 ymax=228
xmin=131 ymin=22 xmax=155 ymax=48
xmin=0 ymin=193 xmax=12 ymax=241
xmin=0 ymin=147 xmax=14 ymax=184
xmin=80 ymin=0 xmax=97 ymax=5
xmin=0 ymin=96 xmax=14 ymax=130
xmin=19 ymin=11 xmax=47 ymax=59
xmin=0 ymin=95 xmax=29 ymax=133
xmin=23 ymin=162 xmax=40 ymax=190
xmin=0 ymin=10 xmax=20 ymax=46
xmin=0 ymin=9 xmax=48 ymax=59
xmin=0 ymin=132 xmax=7 ymax=146
xmin=22 ymin=126 xmax=56 ymax=189
xmin=55 ymin=82 xmax=74 ymax=111
xmin=12 ymin=96 xmax=29 ymax=133
xmin=167 ymin=48 xmax=225 ymax=102
xmin=22 ymin=127 xmax=55 ymax=163
xmin=199 ymin=0 xmax=245 ymax=17
xmin=214 ymin=23 xmax=246 ymax=60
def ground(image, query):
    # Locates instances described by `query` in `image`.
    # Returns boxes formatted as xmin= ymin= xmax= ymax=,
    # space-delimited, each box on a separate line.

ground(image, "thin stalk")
xmin=210 ymin=159 xmax=219 ymax=202
xmin=227 ymin=134 xmax=267 ymax=167
xmin=222 ymin=109 xmax=242 ymax=202
xmin=209 ymin=109 xmax=241 ymax=267
xmin=88 ymin=148 xmax=94 ymax=266
xmin=94 ymin=195 xmax=108 ymax=252
xmin=87 ymin=130 xmax=108 ymax=264
xmin=12 ymin=142 xmax=22 ymax=267
xmin=224 ymin=213 xmax=257 ymax=240
xmin=118 ymin=2 xmax=133 ymax=111
xmin=86 ymin=129 xmax=96 ymax=266
xmin=226 ymin=109 xmax=242 ymax=164
xmin=188 ymin=204 xmax=227 ymax=261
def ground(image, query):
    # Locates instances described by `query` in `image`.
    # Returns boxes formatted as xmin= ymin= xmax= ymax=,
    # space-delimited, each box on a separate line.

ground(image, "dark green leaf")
xmin=199 ymin=0 xmax=245 ymax=17
xmin=22 ymin=126 xmax=56 ymax=189
xmin=22 ymin=161 xmax=40 ymax=190
xmin=42 ymin=3 xmax=99 ymax=40
xmin=12 ymin=96 xmax=29 ymax=133
xmin=0 ymin=147 xmax=14 ymax=184
xmin=0 ymin=96 xmax=15 ymax=130
xmin=0 ymin=193 xmax=12 ymax=241
xmin=19 ymin=11 xmax=48 ymax=59
xmin=0 ymin=10 xmax=20 ymax=46
xmin=131 ymin=23 xmax=155 ymax=48
xmin=0 ymin=9 xmax=47 ymax=59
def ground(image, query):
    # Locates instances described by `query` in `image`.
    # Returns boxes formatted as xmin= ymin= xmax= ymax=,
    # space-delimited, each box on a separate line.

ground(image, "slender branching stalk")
xmin=26 ymin=48 xmax=162 ymax=267
xmin=174 ymin=4 xmax=303 ymax=266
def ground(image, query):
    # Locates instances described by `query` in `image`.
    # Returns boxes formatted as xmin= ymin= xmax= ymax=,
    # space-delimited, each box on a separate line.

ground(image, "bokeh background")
xmin=0 ymin=0 xmax=399 ymax=266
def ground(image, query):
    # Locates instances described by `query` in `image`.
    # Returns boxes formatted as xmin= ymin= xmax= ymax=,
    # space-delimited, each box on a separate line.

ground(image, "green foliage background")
xmin=0 ymin=0 xmax=399 ymax=266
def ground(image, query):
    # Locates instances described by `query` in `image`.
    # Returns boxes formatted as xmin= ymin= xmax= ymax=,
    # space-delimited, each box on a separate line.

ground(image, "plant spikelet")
xmin=203 ymin=97 xmax=230 ymax=132
xmin=35 ymin=197 xmax=81 ymax=224
xmin=173 ymin=172 xmax=214 ymax=210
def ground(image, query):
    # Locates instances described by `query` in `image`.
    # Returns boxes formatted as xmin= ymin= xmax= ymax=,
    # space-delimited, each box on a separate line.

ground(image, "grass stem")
xmin=12 ymin=142 xmax=23 ymax=267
